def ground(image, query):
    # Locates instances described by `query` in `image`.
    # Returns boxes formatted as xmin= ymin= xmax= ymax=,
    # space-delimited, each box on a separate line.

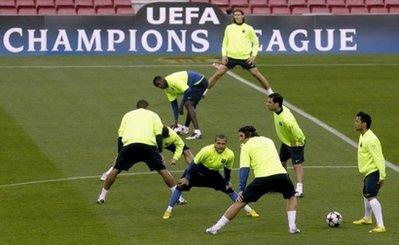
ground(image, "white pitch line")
xmin=226 ymin=71 xmax=399 ymax=172
xmin=0 ymin=63 xmax=399 ymax=69
xmin=0 ymin=165 xmax=356 ymax=189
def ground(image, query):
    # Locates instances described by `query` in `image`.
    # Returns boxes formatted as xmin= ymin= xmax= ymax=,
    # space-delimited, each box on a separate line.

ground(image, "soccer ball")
xmin=326 ymin=211 xmax=342 ymax=227
xmin=172 ymin=124 xmax=184 ymax=134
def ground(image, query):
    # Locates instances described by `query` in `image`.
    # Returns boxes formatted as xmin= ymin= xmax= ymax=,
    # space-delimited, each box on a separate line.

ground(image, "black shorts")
xmin=242 ymin=174 xmax=296 ymax=203
xmin=114 ymin=143 xmax=166 ymax=172
xmin=226 ymin=57 xmax=256 ymax=70
xmin=363 ymin=171 xmax=381 ymax=198
xmin=164 ymin=144 xmax=189 ymax=154
xmin=186 ymin=79 xmax=208 ymax=105
xmin=279 ymin=143 xmax=305 ymax=164
xmin=178 ymin=164 xmax=230 ymax=193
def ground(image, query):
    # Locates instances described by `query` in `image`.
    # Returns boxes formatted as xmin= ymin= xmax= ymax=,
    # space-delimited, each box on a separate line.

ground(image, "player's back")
xmin=118 ymin=108 xmax=163 ymax=147
xmin=241 ymin=136 xmax=286 ymax=178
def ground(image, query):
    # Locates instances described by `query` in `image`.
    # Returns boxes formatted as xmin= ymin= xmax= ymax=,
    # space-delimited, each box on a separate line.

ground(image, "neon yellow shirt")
xmin=221 ymin=22 xmax=259 ymax=60
xmin=164 ymin=71 xmax=189 ymax=101
xmin=194 ymin=144 xmax=234 ymax=171
xmin=163 ymin=126 xmax=184 ymax=160
xmin=358 ymin=129 xmax=386 ymax=180
xmin=118 ymin=108 xmax=163 ymax=147
xmin=240 ymin=136 xmax=286 ymax=178
xmin=273 ymin=105 xmax=305 ymax=146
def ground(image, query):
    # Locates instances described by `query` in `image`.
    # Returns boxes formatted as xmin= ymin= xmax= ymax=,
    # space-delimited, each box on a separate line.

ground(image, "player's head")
xmin=153 ymin=76 xmax=167 ymax=89
xmin=238 ymin=125 xmax=258 ymax=143
xmin=266 ymin=93 xmax=283 ymax=111
xmin=232 ymin=8 xmax=245 ymax=24
xmin=355 ymin=111 xmax=372 ymax=131
xmin=214 ymin=134 xmax=227 ymax=153
xmin=136 ymin=99 xmax=149 ymax=109
xmin=162 ymin=125 xmax=170 ymax=138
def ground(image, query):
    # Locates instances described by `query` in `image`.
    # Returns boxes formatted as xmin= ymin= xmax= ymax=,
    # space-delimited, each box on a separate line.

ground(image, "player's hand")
xmin=378 ymin=179 xmax=384 ymax=188
xmin=236 ymin=192 xmax=244 ymax=202
xmin=177 ymin=177 xmax=189 ymax=188
xmin=170 ymin=158 xmax=177 ymax=165
xmin=246 ymin=56 xmax=255 ymax=64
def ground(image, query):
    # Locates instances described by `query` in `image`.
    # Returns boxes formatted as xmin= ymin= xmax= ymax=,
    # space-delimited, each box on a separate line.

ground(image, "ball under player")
xmin=204 ymin=8 xmax=273 ymax=97
xmin=353 ymin=112 xmax=386 ymax=233
xmin=206 ymin=126 xmax=299 ymax=235
xmin=266 ymin=93 xmax=306 ymax=197
xmin=96 ymin=100 xmax=184 ymax=204
xmin=153 ymin=71 xmax=208 ymax=140
xmin=162 ymin=134 xmax=259 ymax=219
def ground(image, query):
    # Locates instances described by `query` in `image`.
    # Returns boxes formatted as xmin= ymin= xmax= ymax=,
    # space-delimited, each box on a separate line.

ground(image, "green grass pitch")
xmin=0 ymin=55 xmax=398 ymax=244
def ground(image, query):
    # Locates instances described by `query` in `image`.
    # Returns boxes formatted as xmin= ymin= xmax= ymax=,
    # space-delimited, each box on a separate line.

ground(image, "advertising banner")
xmin=0 ymin=2 xmax=398 ymax=55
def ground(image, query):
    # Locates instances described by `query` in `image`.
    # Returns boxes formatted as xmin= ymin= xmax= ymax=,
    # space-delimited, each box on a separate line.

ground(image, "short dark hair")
xmin=136 ymin=99 xmax=149 ymax=109
xmin=162 ymin=125 xmax=169 ymax=138
xmin=268 ymin=93 xmax=283 ymax=107
xmin=356 ymin=112 xmax=372 ymax=129
xmin=215 ymin=134 xmax=227 ymax=142
xmin=239 ymin=125 xmax=258 ymax=138
xmin=152 ymin=76 xmax=162 ymax=86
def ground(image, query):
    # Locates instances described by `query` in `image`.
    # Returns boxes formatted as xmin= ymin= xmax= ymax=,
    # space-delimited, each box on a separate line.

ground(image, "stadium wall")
xmin=1 ymin=2 xmax=398 ymax=56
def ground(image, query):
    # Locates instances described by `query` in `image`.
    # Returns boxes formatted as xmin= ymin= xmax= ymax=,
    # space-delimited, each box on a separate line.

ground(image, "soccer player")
xmin=161 ymin=125 xmax=194 ymax=165
xmin=162 ymin=134 xmax=259 ymax=219
xmin=206 ymin=126 xmax=299 ymax=234
xmin=100 ymin=125 xmax=194 ymax=179
xmin=353 ymin=112 xmax=386 ymax=233
xmin=266 ymin=93 xmax=306 ymax=197
xmin=96 ymin=99 xmax=184 ymax=204
xmin=153 ymin=70 xmax=208 ymax=140
xmin=206 ymin=8 xmax=273 ymax=95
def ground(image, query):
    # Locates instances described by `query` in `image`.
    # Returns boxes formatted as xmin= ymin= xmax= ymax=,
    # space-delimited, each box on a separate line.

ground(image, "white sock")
xmin=287 ymin=210 xmax=297 ymax=230
xmin=166 ymin=206 xmax=173 ymax=212
xmin=105 ymin=166 xmax=113 ymax=175
xmin=243 ymin=205 xmax=252 ymax=212
xmin=266 ymin=88 xmax=273 ymax=95
xmin=369 ymin=198 xmax=384 ymax=227
xmin=363 ymin=197 xmax=372 ymax=218
xmin=212 ymin=215 xmax=230 ymax=230
xmin=296 ymin=183 xmax=303 ymax=193
xmin=194 ymin=129 xmax=201 ymax=135
xmin=98 ymin=188 xmax=108 ymax=200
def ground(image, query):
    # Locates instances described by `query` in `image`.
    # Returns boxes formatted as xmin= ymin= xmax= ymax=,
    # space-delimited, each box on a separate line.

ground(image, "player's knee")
xmin=218 ymin=67 xmax=228 ymax=74
xmin=251 ymin=71 xmax=260 ymax=78
xmin=184 ymin=100 xmax=195 ymax=112
xmin=112 ymin=168 xmax=122 ymax=174
xmin=184 ymin=100 xmax=194 ymax=108
xmin=250 ymin=68 xmax=259 ymax=76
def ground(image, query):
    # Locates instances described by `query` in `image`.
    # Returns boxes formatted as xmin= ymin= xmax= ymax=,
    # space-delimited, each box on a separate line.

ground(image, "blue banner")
xmin=0 ymin=2 xmax=398 ymax=55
